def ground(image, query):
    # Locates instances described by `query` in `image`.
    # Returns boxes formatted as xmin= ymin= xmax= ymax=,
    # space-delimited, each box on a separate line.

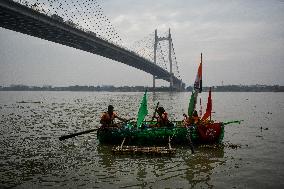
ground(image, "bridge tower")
xmin=153 ymin=28 xmax=174 ymax=90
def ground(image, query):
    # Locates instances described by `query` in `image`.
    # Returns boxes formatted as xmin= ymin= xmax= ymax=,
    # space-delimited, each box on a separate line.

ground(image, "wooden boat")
xmin=97 ymin=54 xmax=232 ymax=148
xmin=60 ymin=53 xmax=242 ymax=154
xmin=97 ymin=121 xmax=224 ymax=145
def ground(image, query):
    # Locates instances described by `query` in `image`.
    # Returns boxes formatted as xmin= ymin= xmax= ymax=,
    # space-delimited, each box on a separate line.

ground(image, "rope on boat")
xmin=168 ymin=136 xmax=172 ymax=150
xmin=186 ymin=126 xmax=195 ymax=154
xmin=120 ymin=137 xmax=126 ymax=150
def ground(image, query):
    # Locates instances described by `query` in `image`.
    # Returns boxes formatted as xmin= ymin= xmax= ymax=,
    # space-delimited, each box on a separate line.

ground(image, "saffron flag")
xmin=202 ymin=87 xmax=212 ymax=121
xmin=194 ymin=62 xmax=202 ymax=93
xmin=188 ymin=91 xmax=195 ymax=117
xmin=137 ymin=91 xmax=148 ymax=127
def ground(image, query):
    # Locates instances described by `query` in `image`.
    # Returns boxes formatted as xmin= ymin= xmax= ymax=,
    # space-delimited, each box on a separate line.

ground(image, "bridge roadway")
xmin=0 ymin=0 xmax=185 ymax=89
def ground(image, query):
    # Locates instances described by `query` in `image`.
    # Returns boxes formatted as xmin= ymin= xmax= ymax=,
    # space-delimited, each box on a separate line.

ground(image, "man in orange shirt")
xmin=100 ymin=105 xmax=127 ymax=127
xmin=154 ymin=107 xmax=173 ymax=127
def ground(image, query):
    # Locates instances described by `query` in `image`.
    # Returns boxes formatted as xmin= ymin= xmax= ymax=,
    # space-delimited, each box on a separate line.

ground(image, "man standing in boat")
xmin=100 ymin=105 xmax=127 ymax=127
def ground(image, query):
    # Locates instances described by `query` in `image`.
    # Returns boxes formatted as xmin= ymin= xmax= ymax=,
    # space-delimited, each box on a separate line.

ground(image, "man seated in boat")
xmin=153 ymin=107 xmax=173 ymax=127
xmin=100 ymin=105 xmax=127 ymax=128
xmin=183 ymin=110 xmax=200 ymax=127
xmin=192 ymin=110 xmax=200 ymax=124
xmin=182 ymin=114 xmax=193 ymax=126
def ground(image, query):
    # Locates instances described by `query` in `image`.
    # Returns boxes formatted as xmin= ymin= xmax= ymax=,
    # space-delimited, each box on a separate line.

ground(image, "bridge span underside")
xmin=0 ymin=0 xmax=185 ymax=89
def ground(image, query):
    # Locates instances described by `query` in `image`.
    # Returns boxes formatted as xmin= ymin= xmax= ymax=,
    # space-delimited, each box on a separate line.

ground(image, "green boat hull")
xmin=97 ymin=122 xmax=224 ymax=145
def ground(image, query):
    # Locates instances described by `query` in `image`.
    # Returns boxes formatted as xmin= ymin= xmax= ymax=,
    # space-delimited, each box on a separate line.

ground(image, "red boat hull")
xmin=197 ymin=123 xmax=222 ymax=143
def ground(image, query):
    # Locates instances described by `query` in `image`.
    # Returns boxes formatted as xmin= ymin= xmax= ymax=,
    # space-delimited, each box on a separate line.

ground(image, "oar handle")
xmin=151 ymin=102 xmax=160 ymax=122
xmin=59 ymin=128 xmax=97 ymax=141
xmin=223 ymin=120 xmax=244 ymax=126
xmin=116 ymin=118 xmax=134 ymax=125
xmin=59 ymin=119 xmax=133 ymax=141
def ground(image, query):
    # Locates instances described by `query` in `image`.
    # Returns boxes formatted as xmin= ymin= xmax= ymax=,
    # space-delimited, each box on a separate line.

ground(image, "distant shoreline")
xmin=0 ymin=85 xmax=283 ymax=92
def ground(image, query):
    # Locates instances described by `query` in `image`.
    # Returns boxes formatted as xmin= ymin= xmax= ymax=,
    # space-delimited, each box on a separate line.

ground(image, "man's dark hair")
xmin=108 ymin=105 xmax=114 ymax=111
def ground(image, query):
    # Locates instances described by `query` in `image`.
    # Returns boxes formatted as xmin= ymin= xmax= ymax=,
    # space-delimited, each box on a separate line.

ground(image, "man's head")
xmin=108 ymin=105 xmax=114 ymax=112
xmin=193 ymin=110 xmax=198 ymax=116
xmin=157 ymin=107 xmax=165 ymax=114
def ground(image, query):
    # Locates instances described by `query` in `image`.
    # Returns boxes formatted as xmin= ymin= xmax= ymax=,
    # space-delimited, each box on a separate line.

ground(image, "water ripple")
xmin=0 ymin=91 xmax=283 ymax=188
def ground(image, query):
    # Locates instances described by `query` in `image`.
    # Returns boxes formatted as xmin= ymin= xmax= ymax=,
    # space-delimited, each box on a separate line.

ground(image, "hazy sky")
xmin=0 ymin=0 xmax=283 ymax=87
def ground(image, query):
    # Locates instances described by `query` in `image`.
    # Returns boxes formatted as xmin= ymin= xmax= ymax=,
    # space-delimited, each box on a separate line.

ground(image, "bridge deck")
xmin=0 ymin=0 xmax=184 ymax=88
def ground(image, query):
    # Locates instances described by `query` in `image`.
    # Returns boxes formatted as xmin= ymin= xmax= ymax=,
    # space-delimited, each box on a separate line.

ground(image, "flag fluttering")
xmin=202 ymin=87 xmax=212 ymax=121
xmin=137 ymin=91 xmax=148 ymax=127
xmin=188 ymin=53 xmax=203 ymax=117
xmin=194 ymin=61 xmax=202 ymax=93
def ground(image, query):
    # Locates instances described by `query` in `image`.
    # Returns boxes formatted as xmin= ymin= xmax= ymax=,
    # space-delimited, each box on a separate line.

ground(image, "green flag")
xmin=137 ymin=91 xmax=148 ymax=127
xmin=188 ymin=91 xmax=195 ymax=116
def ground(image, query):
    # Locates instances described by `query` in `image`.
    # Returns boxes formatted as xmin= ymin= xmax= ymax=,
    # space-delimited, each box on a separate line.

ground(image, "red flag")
xmin=202 ymin=87 xmax=212 ymax=121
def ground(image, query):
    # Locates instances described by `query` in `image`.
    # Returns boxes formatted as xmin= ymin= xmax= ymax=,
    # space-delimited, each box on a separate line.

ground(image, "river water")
xmin=0 ymin=91 xmax=283 ymax=188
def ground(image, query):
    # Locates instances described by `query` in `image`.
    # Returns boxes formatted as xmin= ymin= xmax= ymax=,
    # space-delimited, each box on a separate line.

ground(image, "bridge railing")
xmin=11 ymin=0 xmax=156 ymax=64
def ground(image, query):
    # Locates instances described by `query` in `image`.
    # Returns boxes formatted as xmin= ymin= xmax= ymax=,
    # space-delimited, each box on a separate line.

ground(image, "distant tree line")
xmin=0 ymin=84 xmax=283 ymax=92
xmin=186 ymin=85 xmax=284 ymax=92
xmin=0 ymin=85 xmax=172 ymax=92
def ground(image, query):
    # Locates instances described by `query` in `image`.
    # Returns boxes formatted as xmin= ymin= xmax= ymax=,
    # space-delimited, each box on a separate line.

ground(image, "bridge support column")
xmin=168 ymin=28 xmax=173 ymax=90
xmin=170 ymin=75 xmax=173 ymax=90
xmin=153 ymin=29 xmax=158 ymax=91
xmin=153 ymin=75 xmax=156 ymax=90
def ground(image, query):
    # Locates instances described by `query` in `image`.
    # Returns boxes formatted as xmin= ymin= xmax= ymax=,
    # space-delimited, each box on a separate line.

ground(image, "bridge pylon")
xmin=153 ymin=28 xmax=174 ymax=90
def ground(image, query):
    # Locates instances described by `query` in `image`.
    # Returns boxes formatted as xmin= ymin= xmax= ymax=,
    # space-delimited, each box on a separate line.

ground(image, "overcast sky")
xmin=0 ymin=0 xmax=283 ymax=87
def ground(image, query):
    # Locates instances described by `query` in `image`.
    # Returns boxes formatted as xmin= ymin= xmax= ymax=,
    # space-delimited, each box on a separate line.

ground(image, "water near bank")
xmin=0 ymin=91 xmax=283 ymax=188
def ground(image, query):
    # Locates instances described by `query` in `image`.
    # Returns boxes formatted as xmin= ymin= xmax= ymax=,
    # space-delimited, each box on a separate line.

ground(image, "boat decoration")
xmin=97 ymin=121 xmax=224 ymax=146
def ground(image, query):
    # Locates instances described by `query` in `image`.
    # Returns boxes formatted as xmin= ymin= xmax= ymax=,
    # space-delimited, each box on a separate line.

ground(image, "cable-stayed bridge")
xmin=0 ymin=0 xmax=185 ymax=90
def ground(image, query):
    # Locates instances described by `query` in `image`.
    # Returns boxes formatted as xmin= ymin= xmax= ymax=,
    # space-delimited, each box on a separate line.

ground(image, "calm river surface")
xmin=0 ymin=91 xmax=283 ymax=188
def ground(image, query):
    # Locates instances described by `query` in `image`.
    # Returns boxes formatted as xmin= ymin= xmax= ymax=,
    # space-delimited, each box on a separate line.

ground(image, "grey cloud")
xmin=0 ymin=0 xmax=283 ymax=86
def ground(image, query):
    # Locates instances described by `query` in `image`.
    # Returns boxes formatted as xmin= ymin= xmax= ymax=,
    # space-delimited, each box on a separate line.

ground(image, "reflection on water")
xmin=0 ymin=91 xmax=284 ymax=188
xmin=184 ymin=145 xmax=224 ymax=188
xmin=95 ymin=143 xmax=225 ymax=188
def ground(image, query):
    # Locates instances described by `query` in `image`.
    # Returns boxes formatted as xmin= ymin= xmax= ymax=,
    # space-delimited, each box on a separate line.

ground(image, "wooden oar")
xmin=59 ymin=128 xmax=97 ymax=141
xmin=59 ymin=119 xmax=133 ymax=141
xmin=188 ymin=133 xmax=195 ymax=154
xmin=151 ymin=102 xmax=160 ymax=122
xmin=223 ymin=120 xmax=244 ymax=126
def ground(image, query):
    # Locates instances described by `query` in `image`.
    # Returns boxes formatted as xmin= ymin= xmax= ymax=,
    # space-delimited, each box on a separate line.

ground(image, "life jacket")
xmin=101 ymin=112 xmax=117 ymax=125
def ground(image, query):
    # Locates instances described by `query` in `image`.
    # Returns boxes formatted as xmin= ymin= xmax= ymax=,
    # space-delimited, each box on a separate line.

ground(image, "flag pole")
xmin=210 ymin=87 xmax=212 ymax=121
xmin=200 ymin=52 xmax=202 ymax=93
xmin=199 ymin=97 xmax=202 ymax=117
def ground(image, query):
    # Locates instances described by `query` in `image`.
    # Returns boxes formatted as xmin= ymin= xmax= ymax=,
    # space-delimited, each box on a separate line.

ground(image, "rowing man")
xmin=100 ymin=105 xmax=127 ymax=127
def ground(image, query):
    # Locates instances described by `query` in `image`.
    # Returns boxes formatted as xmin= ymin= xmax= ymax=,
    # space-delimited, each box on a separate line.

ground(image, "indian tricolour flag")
xmin=194 ymin=61 xmax=202 ymax=93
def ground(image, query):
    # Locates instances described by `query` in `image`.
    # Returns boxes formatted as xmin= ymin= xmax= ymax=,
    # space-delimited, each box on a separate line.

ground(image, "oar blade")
xmin=59 ymin=129 xmax=97 ymax=141
xmin=59 ymin=135 xmax=74 ymax=141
